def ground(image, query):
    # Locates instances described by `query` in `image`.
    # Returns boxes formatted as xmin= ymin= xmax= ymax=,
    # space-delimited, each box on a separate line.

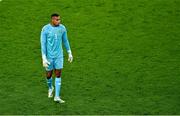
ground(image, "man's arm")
xmin=62 ymin=26 xmax=73 ymax=63
xmin=41 ymin=27 xmax=48 ymax=58
xmin=62 ymin=27 xmax=71 ymax=52
xmin=40 ymin=27 xmax=50 ymax=67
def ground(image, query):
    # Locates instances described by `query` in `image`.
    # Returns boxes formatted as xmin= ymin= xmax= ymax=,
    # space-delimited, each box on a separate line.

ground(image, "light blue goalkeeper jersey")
xmin=40 ymin=24 xmax=71 ymax=59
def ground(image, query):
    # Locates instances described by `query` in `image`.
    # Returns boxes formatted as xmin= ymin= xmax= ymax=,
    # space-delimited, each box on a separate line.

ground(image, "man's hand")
xmin=68 ymin=50 xmax=73 ymax=63
xmin=42 ymin=55 xmax=50 ymax=68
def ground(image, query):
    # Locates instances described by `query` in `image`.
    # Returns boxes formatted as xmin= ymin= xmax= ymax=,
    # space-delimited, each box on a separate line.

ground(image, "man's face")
xmin=51 ymin=16 xmax=61 ymax=26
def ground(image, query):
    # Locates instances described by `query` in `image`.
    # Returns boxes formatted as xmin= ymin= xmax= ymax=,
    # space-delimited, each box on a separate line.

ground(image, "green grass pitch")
xmin=0 ymin=0 xmax=180 ymax=114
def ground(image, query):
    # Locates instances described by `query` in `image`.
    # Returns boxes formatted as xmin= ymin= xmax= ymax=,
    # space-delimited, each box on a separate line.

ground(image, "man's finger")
xmin=43 ymin=63 xmax=47 ymax=68
xmin=71 ymin=57 xmax=73 ymax=63
xmin=68 ymin=58 xmax=70 ymax=62
xmin=68 ymin=57 xmax=73 ymax=63
xmin=47 ymin=61 xmax=50 ymax=65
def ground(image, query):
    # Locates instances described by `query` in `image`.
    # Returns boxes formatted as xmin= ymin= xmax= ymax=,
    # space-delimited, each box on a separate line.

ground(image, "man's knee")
xmin=46 ymin=71 xmax=53 ymax=79
xmin=55 ymin=69 xmax=62 ymax=77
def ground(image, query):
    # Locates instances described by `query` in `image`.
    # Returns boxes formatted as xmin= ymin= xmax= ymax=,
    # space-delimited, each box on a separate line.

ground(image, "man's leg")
xmin=45 ymin=58 xmax=53 ymax=90
xmin=54 ymin=69 xmax=65 ymax=103
xmin=46 ymin=70 xmax=54 ymax=98
xmin=53 ymin=57 xmax=65 ymax=103
xmin=54 ymin=69 xmax=62 ymax=98
xmin=46 ymin=70 xmax=53 ymax=89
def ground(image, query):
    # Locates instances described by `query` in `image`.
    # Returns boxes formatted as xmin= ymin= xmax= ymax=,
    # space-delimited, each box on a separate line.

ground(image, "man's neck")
xmin=50 ymin=23 xmax=59 ymax=27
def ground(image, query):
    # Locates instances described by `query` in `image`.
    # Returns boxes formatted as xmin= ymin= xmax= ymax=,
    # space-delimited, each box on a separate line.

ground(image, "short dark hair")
xmin=51 ymin=13 xmax=60 ymax=18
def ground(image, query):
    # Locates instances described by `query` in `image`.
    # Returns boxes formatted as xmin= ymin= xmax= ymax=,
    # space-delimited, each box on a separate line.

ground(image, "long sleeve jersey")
xmin=40 ymin=24 xmax=71 ymax=59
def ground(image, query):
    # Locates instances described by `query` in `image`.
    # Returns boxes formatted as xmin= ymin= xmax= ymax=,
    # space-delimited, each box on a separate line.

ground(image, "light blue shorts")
xmin=45 ymin=57 xmax=63 ymax=71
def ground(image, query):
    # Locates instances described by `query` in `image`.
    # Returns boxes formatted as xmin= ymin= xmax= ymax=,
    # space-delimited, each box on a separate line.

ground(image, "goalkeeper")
xmin=40 ymin=13 xmax=73 ymax=103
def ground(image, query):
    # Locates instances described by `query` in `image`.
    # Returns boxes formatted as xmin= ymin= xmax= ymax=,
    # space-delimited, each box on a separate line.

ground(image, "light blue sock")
xmin=55 ymin=77 xmax=61 ymax=97
xmin=47 ymin=77 xmax=52 ymax=89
